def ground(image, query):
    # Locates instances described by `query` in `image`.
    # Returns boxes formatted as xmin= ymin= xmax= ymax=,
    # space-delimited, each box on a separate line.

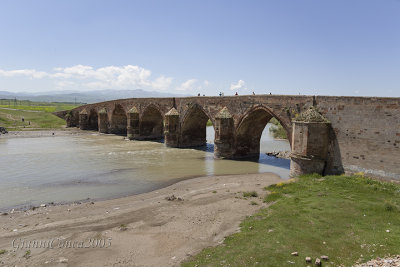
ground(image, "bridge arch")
xmin=235 ymin=105 xmax=291 ymax=158
xmin=140 ymin=104 xmax=163 ymax=140
xmin=110 ymin=104 xmax=127 ymax=135
xmin=180 ymin=104 xmax=213 ymax=147
xmin=87 ymin=109 xmax=98 ymax=131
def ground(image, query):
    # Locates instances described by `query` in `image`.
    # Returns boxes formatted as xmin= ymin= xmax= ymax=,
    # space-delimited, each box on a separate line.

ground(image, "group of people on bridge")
xmin=197 ymin=92 xmax=259 ymax=96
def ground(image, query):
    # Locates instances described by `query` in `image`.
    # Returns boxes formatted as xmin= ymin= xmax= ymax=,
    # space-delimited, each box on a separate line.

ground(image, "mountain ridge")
xmin=0 ymin=89 xmax=189 ymax=103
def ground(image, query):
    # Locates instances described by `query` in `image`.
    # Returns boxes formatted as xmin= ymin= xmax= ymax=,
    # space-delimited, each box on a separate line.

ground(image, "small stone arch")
xmin=110 ymin=104 xmax=127 ymax=135
xmin=234 ymin=105 xmax=291 ymax=158
xmin=87 ymin=109 xmax=98 ymax=130
xmin=180 ymin=104 xmax=213 ymax=147
xmin=140 ymin=104 xmax=164 ymax=140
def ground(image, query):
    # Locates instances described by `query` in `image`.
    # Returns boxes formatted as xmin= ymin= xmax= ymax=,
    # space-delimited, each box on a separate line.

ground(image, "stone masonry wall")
xmin=316 ymin=96 xmax=400 ymax=179
xmin=58 ymin=95 xmax=400 ymax=180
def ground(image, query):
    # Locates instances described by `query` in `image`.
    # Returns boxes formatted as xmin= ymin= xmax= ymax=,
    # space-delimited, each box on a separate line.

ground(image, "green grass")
xmin=23 ymin=250 xmax=31 ymax=259
xmin=269 ymin=117 xmax=280 ymax=126
xmin=206 ymin=119 xmax=213 ymax=126
xmin=243 ymin=191 xmax=258 ymax=198
xmin=264 ymin=191 xmax=283 ymax=203
xmin=182 ymin=174 xmax=400 ymax=267
xmin=0 ymin=99 xmax=79 ymax=112
xmin=250 ymin=201 xmax=258 ymax=206
xmin=0 ymin=108 xmax=67 ymax=130
xmin=269 ymin=118 xmax=288 ymax=139
xmin=0 ymin=249 xmax=6 ymax=255
xmin=0 ymin=104 xmax=75 ymax=113
xmin=0 ymin=100 xmax=80 ymax=131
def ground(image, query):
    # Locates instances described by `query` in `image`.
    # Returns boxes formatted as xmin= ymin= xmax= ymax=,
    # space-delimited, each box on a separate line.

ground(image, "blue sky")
xmin=0 ymin=0 xmax=399 ymax=96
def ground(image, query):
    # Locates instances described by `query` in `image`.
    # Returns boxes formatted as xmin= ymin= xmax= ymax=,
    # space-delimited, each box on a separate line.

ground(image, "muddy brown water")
xmin=0 ymin=125 xmax=290 ymax=211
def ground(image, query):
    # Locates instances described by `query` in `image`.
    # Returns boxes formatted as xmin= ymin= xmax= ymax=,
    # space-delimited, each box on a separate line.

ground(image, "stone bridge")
xmin=57 ymin=95 xmax=400 ymax=180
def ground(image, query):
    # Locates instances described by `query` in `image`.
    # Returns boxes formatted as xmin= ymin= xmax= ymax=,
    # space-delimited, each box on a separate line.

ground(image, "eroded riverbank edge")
xmin=0 ymin=128 xmax=93 ymax=139
xmin=0 ymin=172 xmax=284 ymax=267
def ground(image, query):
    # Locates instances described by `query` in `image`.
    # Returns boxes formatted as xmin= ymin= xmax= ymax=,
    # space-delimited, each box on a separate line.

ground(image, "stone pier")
xmin=56 ymin=95 xmax=400 ymax=180
xmin=289 ymin=107 xmax=331 ymax=176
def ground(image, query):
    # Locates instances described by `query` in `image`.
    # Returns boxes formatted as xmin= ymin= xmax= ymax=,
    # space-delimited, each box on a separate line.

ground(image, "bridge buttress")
xmin=79 ymin=109 xmax=89 ymax=130
xmin=214 ymin=107 xmax=235 ymax=159
xmin=67 ymin=95 xmax=400 ymax=180
xmin=289 ymin=108 xmax=331 ymax=176
xmin=127 ymin=107 xmax=140 ymax=140
xmin=164 ymin=108 xmax=180 ymax=147
xmin=98 ymin=108 xmax=108 ymax=133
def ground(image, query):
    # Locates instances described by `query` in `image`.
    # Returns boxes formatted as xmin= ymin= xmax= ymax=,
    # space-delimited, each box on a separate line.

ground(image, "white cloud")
xmin=176 ymin=79 xmax=198 ymax=91
xmin=0 ymin=65 xmax=174 ymax=91
xmin=230 ymin=80 xmax=247 ymax=91
xmin=204 ymin=80 xmax=209 ymax=86
xmin=151 ymin=75 xmax=173 ymax=90
xmin=0 ymin=69 xmax=48 ymax=79
xmin=52 ymin=65 xmax=170 ymax=90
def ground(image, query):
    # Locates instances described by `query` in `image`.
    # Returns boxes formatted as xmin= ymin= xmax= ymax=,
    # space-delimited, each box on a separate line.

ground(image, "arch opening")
xmin=87 ymin=109 xmax=98 ymax=131
xmin=181 ymin=106 xmax=212 ymax=148
xmin=140 ymin=106 xmax=163 ymax=140
xmin=110 ymin=104 xmax=127 ymax=135
xmin=235 ymin=108 xmax=290 ymax=159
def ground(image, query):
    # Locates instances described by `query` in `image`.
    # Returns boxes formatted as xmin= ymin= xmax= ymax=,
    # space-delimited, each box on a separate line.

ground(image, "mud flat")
xmin=0 ymin=172 xmax=283 ymax=267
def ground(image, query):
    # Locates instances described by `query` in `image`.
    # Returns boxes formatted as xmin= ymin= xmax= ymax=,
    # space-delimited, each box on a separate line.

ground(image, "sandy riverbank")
xmin=0 ymin=172 xmax=283 ymax=267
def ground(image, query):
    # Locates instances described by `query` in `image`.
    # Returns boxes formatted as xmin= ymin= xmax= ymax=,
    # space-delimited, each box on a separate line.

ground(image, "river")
xmin=0 ymin=124 xmax=290 ymax=211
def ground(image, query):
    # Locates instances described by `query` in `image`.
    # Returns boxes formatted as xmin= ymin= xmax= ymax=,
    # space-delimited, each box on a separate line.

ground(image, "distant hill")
xmin=0 ymin=89 xmax=189 ymax=104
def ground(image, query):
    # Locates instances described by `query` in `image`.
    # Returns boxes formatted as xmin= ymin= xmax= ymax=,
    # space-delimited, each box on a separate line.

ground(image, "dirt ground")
xmin=0 ymin=172 xmax=283 ymax=267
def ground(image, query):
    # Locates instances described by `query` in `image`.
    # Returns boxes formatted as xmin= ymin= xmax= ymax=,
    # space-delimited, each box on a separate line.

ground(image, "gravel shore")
xmin=354 ymin=255 xmax=400 ymax=267
xmin=0 ymin=172 xmax=283 ymax=267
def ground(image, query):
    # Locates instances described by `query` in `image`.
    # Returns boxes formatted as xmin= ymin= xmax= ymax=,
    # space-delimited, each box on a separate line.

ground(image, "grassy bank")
xmin=269 ymin=117 xmax=287 ymax=139
xmin=0 ymin=99 xmax=79 ymax=112
xmin=0 ymin=100 xmax=80 ymax=131
xmin=183 ymin=174 xmax=400 ymax=266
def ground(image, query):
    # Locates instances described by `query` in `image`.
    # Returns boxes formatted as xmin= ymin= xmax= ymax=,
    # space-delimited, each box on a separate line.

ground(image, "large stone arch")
xmin=140 ymin=104 xmax=163 ymax=140
xmin=234 ymin=105 xmax=291 ymax=158
xmin=87 ymin=109 xmax=98 ymax=131
xmin=110 ymin=104 xmax=127 ymax=135
xmin=180 ymin=104 xmax=213 ymax=147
